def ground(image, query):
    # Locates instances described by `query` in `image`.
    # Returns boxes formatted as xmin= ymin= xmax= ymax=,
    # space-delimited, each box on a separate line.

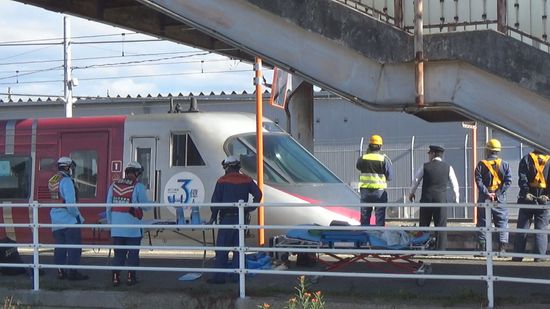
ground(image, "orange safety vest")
xmin=481 ymin=158 xmax=502 ymax=192
xmin=529 ymin=153 xmax=550 ymax=189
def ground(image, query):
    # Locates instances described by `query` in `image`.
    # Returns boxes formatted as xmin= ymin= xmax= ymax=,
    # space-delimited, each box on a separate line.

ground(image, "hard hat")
xmin=486 ymin=139 xmax=502 ymax=152
xmin=126 ymin=161 xmax=142 ymax=170
xmin=369 ymin=135 xmax=383 ymax=146
xmin=222 ymin=156 xmax=240 ymax=168
xmin=57 ymin=156 xmax=75 ymax=168
xmin=125 ymin=161 xmax=144 ymax=175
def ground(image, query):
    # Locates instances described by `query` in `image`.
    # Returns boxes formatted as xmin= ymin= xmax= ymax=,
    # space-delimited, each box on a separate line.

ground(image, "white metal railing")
xmin=335 ymin=0 xmax=550 ymax=53
xmin=1 ymin=201 xmax=549 ymax=308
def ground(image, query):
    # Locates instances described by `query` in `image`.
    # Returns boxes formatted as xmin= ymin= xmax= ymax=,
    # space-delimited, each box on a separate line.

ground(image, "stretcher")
xmin=272 ymin=226 xmax=435 ymax=285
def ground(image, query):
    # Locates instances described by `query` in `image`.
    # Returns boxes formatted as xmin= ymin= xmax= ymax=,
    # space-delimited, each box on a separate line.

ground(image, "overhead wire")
xmin=0 ymin=48 xmax=239 ymax=66
xmin=71 ymin=52 xmax=212 ymax=70
xmin=0 ymin=45 xmax=57 ymax=61
xmin=0 ymin=32 xmax=141 ymax=44
xmin=0 ymin=68 xmax=252 ymax=85
xmin=0 ymin=57 xmax=235 ymax=73
xmin=0 ymin=65 xmax=63 ymax=81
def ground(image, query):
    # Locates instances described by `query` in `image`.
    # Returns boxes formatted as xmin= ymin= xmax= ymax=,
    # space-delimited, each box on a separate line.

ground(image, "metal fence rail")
xmin=1 ymin=201 xmax=549 ymax=308
xmin=334 ymin=0 xmax=550 ymax=53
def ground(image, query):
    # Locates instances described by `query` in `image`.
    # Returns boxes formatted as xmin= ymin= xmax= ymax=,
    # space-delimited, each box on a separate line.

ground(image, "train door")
xmin=60 ymin=132 xmax=109 ymax=203
xmin=130 ymin=137 xmax=157 ymax=202
xmin=59 ymin=132 xmax=110 ymax=244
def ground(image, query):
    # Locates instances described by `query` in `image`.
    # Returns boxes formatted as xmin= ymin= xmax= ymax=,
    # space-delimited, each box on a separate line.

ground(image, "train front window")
xmin=227 ymin=134 xmax=340 ymax=184
xmin=0 ymin=155 xmax=31 ymax=200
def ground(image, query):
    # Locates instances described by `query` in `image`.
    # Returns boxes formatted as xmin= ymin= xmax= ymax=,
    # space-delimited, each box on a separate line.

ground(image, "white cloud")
xmin=0 ymin=1 xmax=277 ymax=100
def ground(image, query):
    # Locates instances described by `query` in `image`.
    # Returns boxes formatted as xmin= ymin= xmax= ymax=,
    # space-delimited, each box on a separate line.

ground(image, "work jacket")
xmin=356 ymin=151 xmax=392 ymax=190
xmin=49 ymin=172 xmax=84 ymax=231
xmin=475 ymin=154 xmax=512 ymax=203
xmin=210 ymin=170 xmax=262 ymax=222
xmin=106 ymin=179 xmax=152 ymax=238
xmin=518 ymin=152 xmax=550 ymax=197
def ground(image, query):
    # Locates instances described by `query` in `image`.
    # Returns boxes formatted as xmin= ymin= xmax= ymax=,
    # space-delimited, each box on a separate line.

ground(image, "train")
xmin=0 ymin=110 xmax=360 ymax=243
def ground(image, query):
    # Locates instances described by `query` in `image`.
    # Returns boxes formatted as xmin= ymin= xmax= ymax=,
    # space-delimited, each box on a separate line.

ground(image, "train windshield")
xmin=227 ymin=133 xmax=340 ymax=184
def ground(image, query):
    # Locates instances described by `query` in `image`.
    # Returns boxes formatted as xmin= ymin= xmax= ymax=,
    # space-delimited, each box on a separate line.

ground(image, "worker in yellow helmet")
xmin=513 ymin=147 xmax=550 ymax=262
xmin=475 ymin=139 xmax=512 ymax=254
xmin=356 ymin=134 xmax=393 ymax=226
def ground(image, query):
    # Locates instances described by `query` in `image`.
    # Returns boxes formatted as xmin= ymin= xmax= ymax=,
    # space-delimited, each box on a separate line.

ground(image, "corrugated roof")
xmin=0 ymin=89 xmax=272 ymax=103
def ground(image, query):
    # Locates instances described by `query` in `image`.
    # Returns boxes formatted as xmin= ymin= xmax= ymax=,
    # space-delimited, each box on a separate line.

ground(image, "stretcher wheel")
xmin=280 ymin=253 xmax=290 ymax=262
xmin=415 ymin=262 xmax=432 ymax=287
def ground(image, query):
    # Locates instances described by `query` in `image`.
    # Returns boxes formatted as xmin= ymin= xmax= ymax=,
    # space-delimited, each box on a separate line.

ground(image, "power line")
xmin=0 ymin=32 xmax=140 ymax=44
xmin=0 ymin=48 xmax=238 ymax=66
xmin=0 ymin=65 xmax=63 ymax=81
xmin=71 ymin=52 xmax=211 ymax=70
xmin=74 ymin=58 xmax=234 ymax=70
xmin=0 ymin=42 xmax=62 ymax=47
xmin=71 ymin=39 xmax=162 ymax=45
xmin=0 ymin=38 xmax=164 ymax=47
xmin=0 ymin=58 xmax=234 ymax=73
xmin=0 ymin=46 xmax=56 ymax=62
xmin=0 ymin=68 xmax=252 ymax=85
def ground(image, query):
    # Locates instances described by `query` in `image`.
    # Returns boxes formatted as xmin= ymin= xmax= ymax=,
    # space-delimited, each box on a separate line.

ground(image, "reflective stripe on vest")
xmin=111 ymin=178 xmax=136 ymax=213
xmin=359 ymin=153 xmax=387 ymax=189
xmin=529 ymin=153 xmax=550 ymax=189
xmin=481 ymin=158 xmax=502 ymax=191
xmin=48 ymin=173 xmax=63 ymax=201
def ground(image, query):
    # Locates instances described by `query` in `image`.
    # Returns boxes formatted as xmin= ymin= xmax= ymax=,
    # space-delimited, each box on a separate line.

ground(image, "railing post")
xmin=394 ymin=0 xmax=404 ymax=29
xmin=414 ymin=0 xmax=425 ymax=107
xmin=497 ymin=0 xmax=507 ymax=33
xmin=238 ymin=200 xmax=246 ymax=299
xmin=31 ymin=201 xmax=40 ymax=291
xmin=484 ymin=202 xmax=494 ymax=308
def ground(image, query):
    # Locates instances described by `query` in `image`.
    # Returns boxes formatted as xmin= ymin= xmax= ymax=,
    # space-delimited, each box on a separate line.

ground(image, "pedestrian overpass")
xmin=13 ymin=0 xmax=550 ymax=150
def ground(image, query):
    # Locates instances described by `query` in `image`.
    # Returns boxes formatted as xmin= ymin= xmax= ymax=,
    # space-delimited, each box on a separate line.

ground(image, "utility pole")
xmin=63 ymin=16 xmax=77 ymax=118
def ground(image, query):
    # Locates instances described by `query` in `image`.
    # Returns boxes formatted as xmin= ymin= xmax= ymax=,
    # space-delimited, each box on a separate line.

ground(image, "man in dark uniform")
xmin=408 ymin=145 xmax=460 ymax=250
xmin=207 ymin=156 xmax=262 ymax=284
xmin=513 ymin=150 xmax=550 ymax=262
xmin=475 ymin=139 xmax=512 ymax=253
xmin=356 ymin=134 xmax=393 ymax=226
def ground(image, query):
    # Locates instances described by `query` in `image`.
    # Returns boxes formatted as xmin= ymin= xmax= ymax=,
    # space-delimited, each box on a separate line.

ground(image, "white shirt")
xmin=409 ymin=157 xmax=460 ymax=203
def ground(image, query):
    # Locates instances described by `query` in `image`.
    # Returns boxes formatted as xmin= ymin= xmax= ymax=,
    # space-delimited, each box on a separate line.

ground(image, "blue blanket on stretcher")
xmin=286 ymin=227 xmax=431 ymax=250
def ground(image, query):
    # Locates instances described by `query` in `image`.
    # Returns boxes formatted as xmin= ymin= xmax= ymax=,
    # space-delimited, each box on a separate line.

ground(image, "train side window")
xmin=136 ymin=148 xmax=151 ymax=190
xmin=39 ymin=158 xmax=56 ymax=171
xmin=70 ymin=150 xmax=98 ymax=198
xmin=172 ymin=133 xmax=205 ymax=166
xmin=0 ymin=155 xmax=31 ymax=200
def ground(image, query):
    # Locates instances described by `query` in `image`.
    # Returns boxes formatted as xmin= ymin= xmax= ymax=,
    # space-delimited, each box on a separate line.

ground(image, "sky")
xmin=0 ymin=0 xmax=274 ymax=101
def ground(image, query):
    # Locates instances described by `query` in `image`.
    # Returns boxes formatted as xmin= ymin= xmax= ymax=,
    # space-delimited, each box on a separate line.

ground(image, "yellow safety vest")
xmin=359 ymin=153 xmax=387 ymax=189
xmin=481 ymin=158 xmax=502 ymax=191
xmin=529 ymin=153 xmax=550 ymax=189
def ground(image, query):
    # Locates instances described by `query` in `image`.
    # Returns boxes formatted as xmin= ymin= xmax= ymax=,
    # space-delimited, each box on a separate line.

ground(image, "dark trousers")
xmin=53 ymin=227 xmax=82 ymax=267
xmin=476 ymin=203 xmax=509 ymax=243
xmin=514 ymin=208 xmax=549 ymax=256
xmin=419 ymin=206 xmax=447 ymax=250
xmin=112 ymin=237 xmax=142 ymax=271
xmin=360 ymin=189 xmax=388 ymax=226
xmin=212 ymin=215 xmax=239 ymax=281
